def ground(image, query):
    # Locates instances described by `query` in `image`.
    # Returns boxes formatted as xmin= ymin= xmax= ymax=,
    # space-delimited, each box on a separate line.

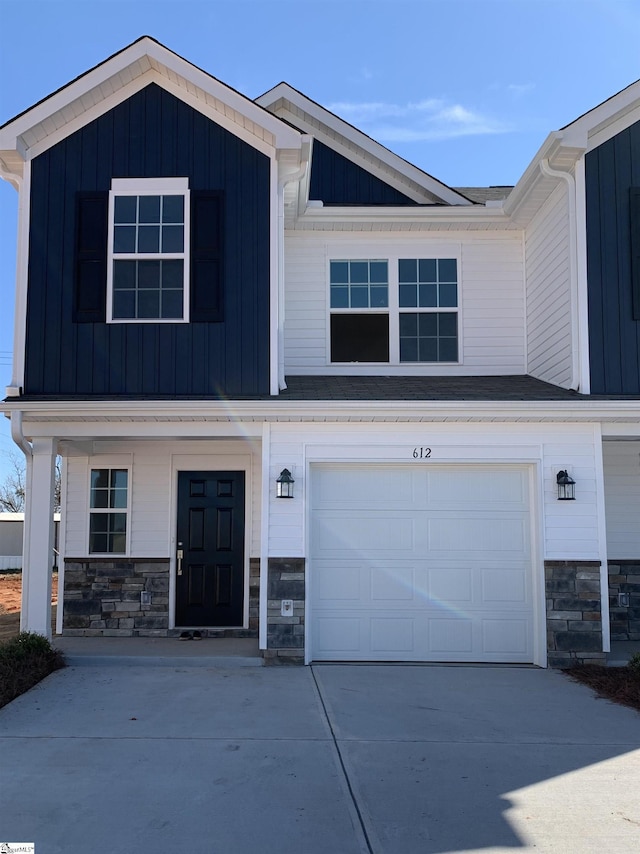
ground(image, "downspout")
xmin=539 ymin=159 xmax=581 ymax=391
xmin=277 ymin=143 xmax=310 ymax=390
xmin=10 ymin=409 xmax=32 ymax=460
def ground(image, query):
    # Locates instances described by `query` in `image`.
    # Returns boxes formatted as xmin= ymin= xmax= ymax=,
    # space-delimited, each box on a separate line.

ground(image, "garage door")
xmin=310 ymin=465 xmax=534 ymax=663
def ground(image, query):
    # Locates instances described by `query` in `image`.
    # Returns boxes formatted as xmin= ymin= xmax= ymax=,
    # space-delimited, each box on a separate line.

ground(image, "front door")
xmin=175 ymin=471 xmax=245 ymax=627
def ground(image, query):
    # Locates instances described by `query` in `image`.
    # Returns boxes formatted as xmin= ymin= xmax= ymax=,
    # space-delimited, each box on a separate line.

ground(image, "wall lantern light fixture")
xmin=276 ymin=468 xmax=295 ymax=498
xmin=556 ymin=470 xmax=576 ymax=501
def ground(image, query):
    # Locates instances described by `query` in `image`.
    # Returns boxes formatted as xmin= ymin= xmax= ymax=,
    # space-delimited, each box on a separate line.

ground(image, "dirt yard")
xmin=0 ymin=572 xmax=58 ymax=641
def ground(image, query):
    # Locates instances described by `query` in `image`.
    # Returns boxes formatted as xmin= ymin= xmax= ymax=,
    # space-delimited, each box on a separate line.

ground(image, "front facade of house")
xmin=1 ymin=39 xmax=638 ymax=665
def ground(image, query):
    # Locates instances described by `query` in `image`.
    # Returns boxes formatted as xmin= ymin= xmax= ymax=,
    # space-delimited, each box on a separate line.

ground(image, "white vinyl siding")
xmin=525 ymin=183 xmax=573 ymax=387
xmin=603 ymin=441 xmax=640 ymax=559
xmin=63 ymin=441 xmax=261 ymax=558
xmin=267 ymin=421 xmax=603 ymax=563
xmin=284 ymin=232 xmax=525 ymax=375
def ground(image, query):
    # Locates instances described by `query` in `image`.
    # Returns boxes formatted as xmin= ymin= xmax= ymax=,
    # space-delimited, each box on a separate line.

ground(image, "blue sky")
xmin=1 ymin=0 xmax=639 ymax=480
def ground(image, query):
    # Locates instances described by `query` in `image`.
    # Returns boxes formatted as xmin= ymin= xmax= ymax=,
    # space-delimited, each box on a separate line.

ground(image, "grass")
xmin=565 ymin=656 xmax=640 ymax=714
xmin=0 ymin=632 xmax=65 ymax=710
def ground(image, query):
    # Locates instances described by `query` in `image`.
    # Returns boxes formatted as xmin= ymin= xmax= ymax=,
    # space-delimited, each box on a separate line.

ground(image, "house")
xmin=0 ymin=37 xmax=638 ymax=666
xmin=0 ymin=513 xmax=60 ymax=571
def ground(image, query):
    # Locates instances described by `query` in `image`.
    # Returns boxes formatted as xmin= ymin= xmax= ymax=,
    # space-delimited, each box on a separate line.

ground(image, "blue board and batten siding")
xmin=25 ymin=83 xmax=271 ymax=397
xmin=309 ymin=139 xmax=417 ymax=206
xmin=586 ymin=120 xmax=640 ymax=394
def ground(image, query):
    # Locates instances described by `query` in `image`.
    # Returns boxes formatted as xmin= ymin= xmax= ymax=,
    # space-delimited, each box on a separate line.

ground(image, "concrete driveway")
xmin=0 ymin=663 xmax=638 ymax=854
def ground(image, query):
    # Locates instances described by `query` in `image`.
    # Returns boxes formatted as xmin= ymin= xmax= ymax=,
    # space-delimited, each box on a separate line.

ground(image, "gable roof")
xmin=0 ymin=36 xmax=303 ymax=180
xmin=505 ymin=78 xmax=640 ymax=225
xmin=256 ymin=82 xmax=473 ymax=206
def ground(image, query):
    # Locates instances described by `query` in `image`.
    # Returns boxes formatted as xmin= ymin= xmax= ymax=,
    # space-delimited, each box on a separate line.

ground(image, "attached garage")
xmin=309 ymin=464 xmax=535 ymax=663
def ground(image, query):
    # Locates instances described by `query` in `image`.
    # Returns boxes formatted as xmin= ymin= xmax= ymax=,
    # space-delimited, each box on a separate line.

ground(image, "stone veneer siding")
xmin=608 ymin=561 xmax=640 ymax=641
xmin=545 ymin=560 xmax=605 ymax=667
xmin=63 ymin=557 xmax=260 ymax=638
xmin=264 ymin=558 xmax=305 ymax=664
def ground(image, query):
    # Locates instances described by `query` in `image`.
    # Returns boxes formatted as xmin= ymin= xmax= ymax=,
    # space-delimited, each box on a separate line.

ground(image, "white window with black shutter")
xmin=73 ymin=179 xmax=223 ymax=325
xmin=107 ymin=178 xmax=190 ymax=322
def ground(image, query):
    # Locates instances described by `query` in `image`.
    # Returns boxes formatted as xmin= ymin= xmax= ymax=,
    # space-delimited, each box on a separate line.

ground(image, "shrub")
xmin=629 ymin=652 xmax=640 ymax=673
xmin=0 ymin=632 xmax=65 ymax=709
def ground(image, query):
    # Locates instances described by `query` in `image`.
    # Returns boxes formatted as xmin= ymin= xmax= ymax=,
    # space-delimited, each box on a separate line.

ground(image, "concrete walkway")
xmin=0 ymin=663 xmax=638 ymax=853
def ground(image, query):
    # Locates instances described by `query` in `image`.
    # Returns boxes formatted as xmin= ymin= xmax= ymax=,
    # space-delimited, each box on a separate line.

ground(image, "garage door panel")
xmin=428 ymin=568 xmax=473 ymax=603
xmin=481 ymin=568 xmax=527 ymax=603
xmin=310 ymin=465 xmax=534 ymax=663
xmin=370 ymin=566 xmax=415 ymax=600
xmin=423 ymin=517 xmax=529 ymax=555
xmin=427 ymin=468 xmax=528 ymax=510
xmin=315 ymin=618 xmax=361 ymax=653
xmin=481 ymin=618 xmax=530 ymax=655
xmin=370 ymin=618 xmax=415 ymax=652
xmin=312 ymin=513 xmax=414 ymax=555
xmin=314 ymin=561 xmax=362 ymax=601
xmin=312 ymin=468 xmax=421 ymax=509
xmin=428 ymin=618 xmax=474 ymax=653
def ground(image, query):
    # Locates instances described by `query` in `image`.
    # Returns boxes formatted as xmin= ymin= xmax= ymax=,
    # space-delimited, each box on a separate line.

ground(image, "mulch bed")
xmin=565 ymin=665 xmax=640 ymax=713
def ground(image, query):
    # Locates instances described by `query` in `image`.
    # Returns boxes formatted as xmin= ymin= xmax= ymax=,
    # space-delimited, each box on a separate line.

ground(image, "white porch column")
xmin=21 ymin=437 xmax=56 ymax=638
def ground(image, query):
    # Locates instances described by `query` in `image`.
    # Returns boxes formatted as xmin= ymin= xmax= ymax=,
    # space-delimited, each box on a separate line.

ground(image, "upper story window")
xmin=89 ymin=468 xmax=129 ymax=554
xmin=330 ymin=260 xmax=389 ymax=361
xmin=107 ymin=178 xmax=190 ymax=323
xmin=398 ymin=258 xmax=458 ymax=362
xmin=329 ymin=255 xmax=459 ymax=364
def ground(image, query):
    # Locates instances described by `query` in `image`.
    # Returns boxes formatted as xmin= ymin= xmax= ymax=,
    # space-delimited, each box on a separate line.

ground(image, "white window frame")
xmin=107 ymin=177 xmax=190 ymax=324
xmin=87 ymin=466 xmax=131 ymax=556
xmin=326 ymin=246 xmax=462 ymax=366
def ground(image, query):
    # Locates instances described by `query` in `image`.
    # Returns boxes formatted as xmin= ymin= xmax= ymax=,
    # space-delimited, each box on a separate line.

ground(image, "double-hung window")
xmin=398 ymin=258 xmax=458 ymax=362
xmin=330 ymin=259 xmax=389 ymax=362
xmin=329 ymin=253 xmax=459 ymax=364
xmin=89 ymin=468 xmax=129 ymax=554
xmin=108 ymin=178 xmax=190 ymax=322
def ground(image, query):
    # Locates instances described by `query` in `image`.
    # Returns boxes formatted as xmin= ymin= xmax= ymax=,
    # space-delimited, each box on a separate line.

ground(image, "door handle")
xmin=177 ymin=548 xmax=184 ymax=576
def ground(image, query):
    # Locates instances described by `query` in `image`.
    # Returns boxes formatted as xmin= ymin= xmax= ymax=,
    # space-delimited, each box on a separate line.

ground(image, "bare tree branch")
xmin=0 ymin=451 xmax=62 ymax=513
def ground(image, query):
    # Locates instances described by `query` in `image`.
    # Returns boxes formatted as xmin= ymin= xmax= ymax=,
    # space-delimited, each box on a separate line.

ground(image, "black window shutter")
xmin=191 ymin=191 xmax=223 ymax=322
xmin=631 ymin=187 xmax=640 ymax=320
xmin=74 ymin=192 xmax=108 ymax=323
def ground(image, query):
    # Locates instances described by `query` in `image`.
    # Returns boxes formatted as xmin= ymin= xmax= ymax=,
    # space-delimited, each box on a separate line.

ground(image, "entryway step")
xmin=53 ymin=636 xmax=263 ymax=667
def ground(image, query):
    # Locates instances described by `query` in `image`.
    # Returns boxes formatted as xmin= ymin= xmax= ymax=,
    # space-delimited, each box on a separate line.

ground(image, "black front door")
xmin=175 ymin=471 xmax=245 ymax=627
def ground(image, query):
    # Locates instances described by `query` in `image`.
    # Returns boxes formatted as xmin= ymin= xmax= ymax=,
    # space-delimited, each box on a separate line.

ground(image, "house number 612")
xmin=412 ymin=447 xmax=432 ymax=459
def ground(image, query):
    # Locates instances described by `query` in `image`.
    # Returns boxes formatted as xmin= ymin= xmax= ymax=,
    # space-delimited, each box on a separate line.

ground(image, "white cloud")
xmin=507 ymin=83 xmax=535 ymax=97
xmin=328 ymin=97 xmax=510 ymax=141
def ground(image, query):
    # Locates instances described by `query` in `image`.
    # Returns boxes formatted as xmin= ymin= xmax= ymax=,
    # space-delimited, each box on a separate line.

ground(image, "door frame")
xmin=169 ymin=451 xmax=253 ymax=630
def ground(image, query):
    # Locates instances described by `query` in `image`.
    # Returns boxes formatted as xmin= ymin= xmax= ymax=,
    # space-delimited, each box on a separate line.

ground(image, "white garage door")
xmin=310 ymin=465 xmax=534 ymax=663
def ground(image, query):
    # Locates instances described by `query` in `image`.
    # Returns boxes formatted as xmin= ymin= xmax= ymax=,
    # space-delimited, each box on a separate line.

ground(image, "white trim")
xmin=107 ymin=177 xmax=190 ymax=324
xmin=325 ymin=244 xmax=463 ymax=368
xmin=86 ymin=464 xmax=132 ymax=557
xmin=574 ymin=156 xmax=591 ymax=394
xmin=270 ymin=158 xmax=280 ymax=394
xmin=4 ymin=398 xmax=640 ymax=426
xmin=56 ymin=457 xmax=68 ymax=635
xmin=10 ymin=159 xmax=30 ymax=394
xmin=0 ymin=39 xmax=302 ymax=157
xmin=256 ymin=83 xmax=472 ymax=206
xmin=259 ymin=423 xmax=271 ymax=649
xmin=593 ymin=424 xmax=610 ymax=653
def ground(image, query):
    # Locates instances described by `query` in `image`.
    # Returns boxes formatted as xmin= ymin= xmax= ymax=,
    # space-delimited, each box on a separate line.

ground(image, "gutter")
xmin=10 ymin=410 xmax=32 ymax=459
xmin=539 ymin=159 xmax=581 ymax=391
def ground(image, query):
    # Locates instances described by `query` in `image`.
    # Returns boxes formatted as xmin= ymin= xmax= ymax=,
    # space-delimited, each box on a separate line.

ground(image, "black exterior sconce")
xmin=556 ymin=470 xmax=576 ymax=501
xmin=276 ymin=468 xmax=295 ymax=498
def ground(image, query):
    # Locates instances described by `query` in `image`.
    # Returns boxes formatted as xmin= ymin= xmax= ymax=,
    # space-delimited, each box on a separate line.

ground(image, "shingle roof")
xmin=279 ymin=375 xmax=584 ymax=401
